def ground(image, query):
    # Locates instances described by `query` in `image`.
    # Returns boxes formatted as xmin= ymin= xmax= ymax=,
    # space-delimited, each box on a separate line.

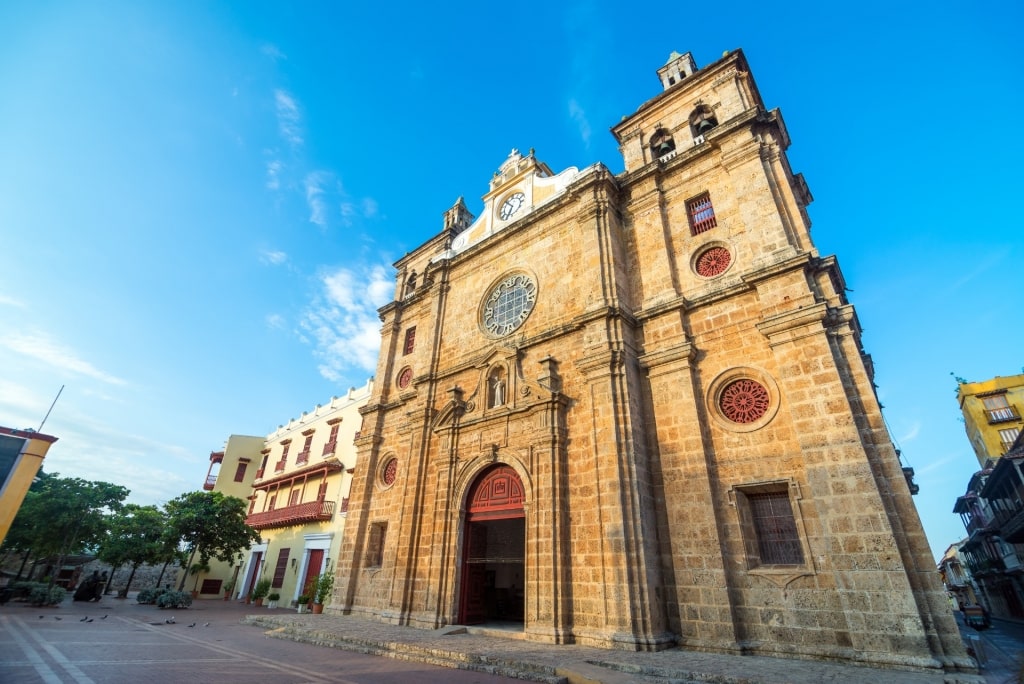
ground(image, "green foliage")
xmin=267 ymin=592 xmax=280 ymax=601
xmin=2 ymin=474 xmax=129 ymax=565
xmin=251 ymin=578 xmax=271 ymax=600
xmin=296 ymin=594 xmax=310 ymax=605
xmin=96 ymin=504 xmax=170 ymax=595
xmin=163 ymin=491 xmax=261 ymax=590
xmin=136 ymin=587 xmax=169 ymax=605
xmin=29 ymin=584 xmax=66 ymax=606
xmin=313 ymin=572 xmax=334 ymax=605
xmin=156 ymin=590 xmax=192 ymax=609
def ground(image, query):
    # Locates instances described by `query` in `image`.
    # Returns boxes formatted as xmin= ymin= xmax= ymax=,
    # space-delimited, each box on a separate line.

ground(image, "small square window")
xmin=403 ymin=327 xmax=416 ymax=355
xmin=687 ymin=192 xmax=717 ymax=235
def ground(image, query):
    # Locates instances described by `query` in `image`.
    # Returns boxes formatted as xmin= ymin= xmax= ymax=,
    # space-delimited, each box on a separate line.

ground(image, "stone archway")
xmin=458 ymin=465 xmax=525 ymax=626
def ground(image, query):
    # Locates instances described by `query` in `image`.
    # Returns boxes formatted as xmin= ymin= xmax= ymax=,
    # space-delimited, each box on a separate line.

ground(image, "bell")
xmin=657 ymin=140 xmax=674 ymax=154
xmin=697 ymin=118 xmax=716 ymax=134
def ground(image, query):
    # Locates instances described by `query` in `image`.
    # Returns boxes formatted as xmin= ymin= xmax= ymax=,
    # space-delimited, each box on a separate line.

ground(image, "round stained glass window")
xmin=695 ymin=246 xmax=732 ymax=277
xmin=382 ymin=458 xmax=398 ymax=486
xmin=719 ymin=379 xmax=770 ymax=424
xmin=481 ymin=273 xmax=537 ymax=337
xmin=397 ymin=367 xmax=413 ymax=389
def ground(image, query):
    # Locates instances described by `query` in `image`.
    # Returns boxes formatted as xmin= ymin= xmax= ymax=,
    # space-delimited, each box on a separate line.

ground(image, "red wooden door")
xmin=302 ymin=549 xmax=324 ymax=597
xmin=459 ymin=524 xmax=488 ymax=624
xmin=244 ymin=552 xmax=263 ymax=598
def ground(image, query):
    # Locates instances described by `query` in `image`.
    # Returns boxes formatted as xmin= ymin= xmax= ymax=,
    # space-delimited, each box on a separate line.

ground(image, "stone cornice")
xmin=756 ymin=302 xmax=828 ymax=344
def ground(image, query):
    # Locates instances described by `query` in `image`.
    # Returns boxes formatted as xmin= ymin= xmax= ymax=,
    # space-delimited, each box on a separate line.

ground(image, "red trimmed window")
xmin=233 ymin=462 xmax=247 ymax=482
xmin=317 ymin=481 xmax=328 ymax=500
xmin=288 ymin=489 xmax=301 ymax=506
xmin=323 ymin=423 xmax=340 ymax=455
xmin=403 ymin=327 xmax=416 ymax=355
xmin=297 ymin=434 xmax=313 ymax=465
xmin=272 ymin=548 xmax=290 ymax=588
xmin=687 ymin=192 xmax=717 ymax=235
xmin=267 ymin=494 xmax=276 ymax=511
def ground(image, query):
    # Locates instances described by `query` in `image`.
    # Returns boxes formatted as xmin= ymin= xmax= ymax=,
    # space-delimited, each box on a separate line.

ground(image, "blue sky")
xmin=0 ymin=1 xmax=1020 ymax=562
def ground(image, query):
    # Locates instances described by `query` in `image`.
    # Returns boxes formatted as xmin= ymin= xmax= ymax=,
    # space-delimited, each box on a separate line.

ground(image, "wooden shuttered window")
xmin=272 ymin=548 xmax=290 ymax=588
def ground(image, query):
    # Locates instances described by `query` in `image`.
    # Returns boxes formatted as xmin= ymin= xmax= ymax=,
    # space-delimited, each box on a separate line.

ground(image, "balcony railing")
xmin=274 ymin=458 xmax=286 ymax=472
xmin=987 ymin=405 xmax=1021 ymax=424
xmin=341 ymin=497 xmax=349 ymax=513
xmin=245 ymin=499 xmax=335 ymax=530
xmin=203 ymin=474 xmax=217 ymax=490
xmin=322 ymin=440 xmax=337 ymax=456
xmin=296 ymin=450 xmax=310 ymax=466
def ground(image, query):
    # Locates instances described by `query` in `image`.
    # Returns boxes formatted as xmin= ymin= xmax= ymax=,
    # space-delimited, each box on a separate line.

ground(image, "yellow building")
xmin=958 ymin=373 xmax=1024 ymax=467
xmin=182 ymin=434 xmax=265 ymax=597
xmin=0 ymin=426 xmax=57 ymax=546
xmin=237 ymin=380 xmax=371 ymax=606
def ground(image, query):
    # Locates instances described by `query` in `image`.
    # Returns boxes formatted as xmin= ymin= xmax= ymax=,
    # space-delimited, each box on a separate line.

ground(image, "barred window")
xmin=366 ymin=522 xmax=387 ymax=567
xmin=687 ymin=192 xmax=717 ymax=235
xmin=747 ymin=491 xmax=803 ymax=565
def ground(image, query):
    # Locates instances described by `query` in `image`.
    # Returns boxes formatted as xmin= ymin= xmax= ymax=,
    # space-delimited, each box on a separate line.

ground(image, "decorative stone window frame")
xmin=690 ymin=239 xmax=735 ymax=279
xmin=728 ymin=479 xmax=813 ymax=588
xmin=396 ymin=366 xmax=414 ymax=390
xmin=377 ymin=455 xmax=398 ymax=491
xmin=706 ymin=366 xmax=781 ymax=433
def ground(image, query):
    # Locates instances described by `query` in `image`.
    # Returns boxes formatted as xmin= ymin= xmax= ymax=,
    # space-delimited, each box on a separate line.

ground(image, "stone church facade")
xmin=331 ymin=49 xmax=969 ymax=672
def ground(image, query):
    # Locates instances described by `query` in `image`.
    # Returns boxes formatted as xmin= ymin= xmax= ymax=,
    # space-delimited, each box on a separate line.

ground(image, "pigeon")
xmin=100 ymin=615 xmax=108 ymax=620
xmin=203 ymin=622 xmax=210 ymax=627
xmin=188 ymin=623 xmax=196 ymax=628
xmin=39 ymin=616 xmax=44 ymax=619
xmin=80 ymin=616 xmax=89 ymax=622
xmin=86 ymin=618 xmax=93 ymax=623
xmin=54 ymin=617 xmax=62 ymax=620
xmin=165 ymin=618 xmax=175 ymax=624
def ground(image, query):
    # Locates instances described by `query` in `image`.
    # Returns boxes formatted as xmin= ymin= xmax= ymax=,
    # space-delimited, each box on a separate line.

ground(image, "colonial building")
xmin=237 ymin=380 xmax=371 ymax=606
xmin=181 ymin=434 xmax=265 ymax=598
xmin=957 ymin=373 xmax=1024 ymax=468
xmin=331 ymin=49 xmax=968 ymax=672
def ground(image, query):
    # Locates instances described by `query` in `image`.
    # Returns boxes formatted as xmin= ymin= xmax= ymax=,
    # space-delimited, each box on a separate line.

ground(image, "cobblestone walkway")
xmin=243 ymin=612 xmax=985 ymax=684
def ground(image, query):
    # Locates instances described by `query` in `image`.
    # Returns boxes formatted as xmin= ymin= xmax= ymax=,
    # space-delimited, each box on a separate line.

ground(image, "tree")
xmin=2 ymin=474 xmax=129 ymax=586
xmin=96 ymin=504 xmax=169 ymax=597
xmin=163 ymin=491 xmax=260 ymax=591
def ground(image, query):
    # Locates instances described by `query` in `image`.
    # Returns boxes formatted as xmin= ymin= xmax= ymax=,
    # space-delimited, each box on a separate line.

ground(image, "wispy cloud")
xmin=266 ymin=159 xmax=282 ymax=190
xmin=305 ymin=171 xmax=330 ymax=228
xmin=1 ymin=331 xmax=126 ymax=385
xmin=568 ymin=99 xmax=592 ymax=147
xmin=274 ymin=89 xmax=303 ymax=147
xmin=362 ymin=198 xmax=379 ymax=219
xmin=260 ymin=249 xmax=288 ymax=265
xmin=265 ymin=313 xmax=286 ymax=329
xmin=0 ymin=293 xmax=26 ymax=308
xmin=300 ymin=264 xmax=394 ymax=380
xmin=898 ymin=421 xmax=921 ymax=443
xmin=261 ymin=43 xmax=286 ymax=61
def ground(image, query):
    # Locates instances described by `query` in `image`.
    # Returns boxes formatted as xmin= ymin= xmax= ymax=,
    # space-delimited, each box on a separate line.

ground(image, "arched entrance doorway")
xmin=458 ymin=464 xmax=525 ymax=626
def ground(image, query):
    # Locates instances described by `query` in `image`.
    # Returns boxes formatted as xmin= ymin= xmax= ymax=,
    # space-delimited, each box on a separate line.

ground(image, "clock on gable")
xmin=499 ymin=192 xmax=525 ymax=221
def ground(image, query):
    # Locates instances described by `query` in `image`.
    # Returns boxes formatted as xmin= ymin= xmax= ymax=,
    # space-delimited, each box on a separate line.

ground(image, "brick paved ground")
xmin=2 ymin=593 xmax=997 ymax=684
xmin=245 ymin=609 xmax=989 ymax=684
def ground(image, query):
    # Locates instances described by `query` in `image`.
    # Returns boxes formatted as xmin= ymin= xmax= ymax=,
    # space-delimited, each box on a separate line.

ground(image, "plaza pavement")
xmin=242 ymin=605 xmax=990 ymax=684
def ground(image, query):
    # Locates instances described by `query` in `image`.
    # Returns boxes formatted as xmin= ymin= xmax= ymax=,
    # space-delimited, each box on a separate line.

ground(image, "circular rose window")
xmin=719 ymin=379 xmax=770 ymax=424
xmin=382 ymin=458 xmax=398 ymax=486
xmin=397 ymin=367 xmax=413 ymax=389
xmin=695 ymin=246 xmax=732 ymax=277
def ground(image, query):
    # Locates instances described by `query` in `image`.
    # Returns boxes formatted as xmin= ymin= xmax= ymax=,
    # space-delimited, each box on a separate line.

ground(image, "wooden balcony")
xmin=987 ymin=405 xmax=1021 ymax=424
xmin=245 ymin=499 xmax=335 ymax=530
xmin=202 ymin=474 xmax=217 ymax=491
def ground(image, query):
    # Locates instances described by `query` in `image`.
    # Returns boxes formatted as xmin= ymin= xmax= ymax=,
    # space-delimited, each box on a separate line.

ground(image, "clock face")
xmin=481 ymin=273 xmax=537 ymax=337
xmin=499 ymin=192 xmax=525 ymax=221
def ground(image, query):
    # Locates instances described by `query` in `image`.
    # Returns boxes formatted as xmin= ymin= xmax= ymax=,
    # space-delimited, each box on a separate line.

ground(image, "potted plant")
xmin=267 ymin=592 xmax=280 ymax=609
xmin=311 ymin=572 xmax=333 ymax=614
xmin=296 ymin=594 xmax=310 ymax=613
xmin=251 ymin=578 xmax=271 ymax=607
xmin=222 ymin=577 xmax=235 ymax=601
